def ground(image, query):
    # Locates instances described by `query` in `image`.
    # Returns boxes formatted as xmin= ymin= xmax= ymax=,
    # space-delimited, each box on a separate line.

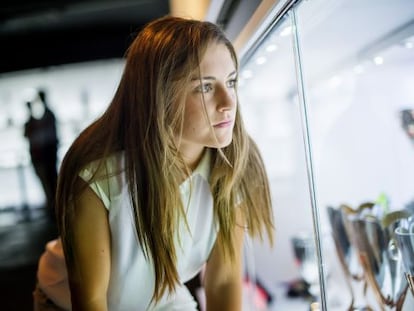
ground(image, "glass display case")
xmin=237 ymin=0 xmax=414 ymax=309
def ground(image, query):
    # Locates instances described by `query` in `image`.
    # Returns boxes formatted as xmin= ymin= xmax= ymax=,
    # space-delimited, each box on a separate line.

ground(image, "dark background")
xmin=0 ymin=0 xmax=170 ymax=74
xmin=0 ymin=0 xmax=259 ymax=75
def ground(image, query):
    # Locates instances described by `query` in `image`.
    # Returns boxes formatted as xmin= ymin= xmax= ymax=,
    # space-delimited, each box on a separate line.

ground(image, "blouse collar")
xmin=192 ymin=148 xmax=211 ymax=180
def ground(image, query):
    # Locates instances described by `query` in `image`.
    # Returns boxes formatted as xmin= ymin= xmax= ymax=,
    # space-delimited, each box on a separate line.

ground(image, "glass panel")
xmin=294 ymin=0 xmax=414 ymax=309
xmin=238 ymin=13 xmax=324 ymax=310
xmin=239 ymin=0 xmax=414 ymax=309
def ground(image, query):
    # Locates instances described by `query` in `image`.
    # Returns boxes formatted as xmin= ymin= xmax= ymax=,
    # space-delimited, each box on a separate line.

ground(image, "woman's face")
xmin=178 ymin=42 xmax=238 ymax=168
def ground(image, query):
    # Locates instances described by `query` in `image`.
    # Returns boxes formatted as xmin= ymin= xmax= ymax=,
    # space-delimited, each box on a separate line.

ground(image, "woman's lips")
xmin=214 ymin=120 xmax=233 ymax=128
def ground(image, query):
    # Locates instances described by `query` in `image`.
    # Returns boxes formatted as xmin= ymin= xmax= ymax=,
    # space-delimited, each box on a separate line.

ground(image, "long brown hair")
xmin=56 ymin=16 xmax=274 ymax=302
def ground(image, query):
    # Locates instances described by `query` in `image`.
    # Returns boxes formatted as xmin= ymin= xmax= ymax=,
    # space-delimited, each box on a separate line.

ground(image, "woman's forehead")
xmin=197 ymin=43 xmax=235 ymax=74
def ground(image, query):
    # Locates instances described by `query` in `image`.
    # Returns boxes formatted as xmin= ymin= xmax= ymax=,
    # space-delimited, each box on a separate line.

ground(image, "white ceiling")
xmin=239 ymin=0 xmax=414 ymax=101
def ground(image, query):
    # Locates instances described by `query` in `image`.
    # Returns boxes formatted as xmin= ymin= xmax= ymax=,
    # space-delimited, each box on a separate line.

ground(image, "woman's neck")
xmin=179 ymin=147 xmax=205 ymax=173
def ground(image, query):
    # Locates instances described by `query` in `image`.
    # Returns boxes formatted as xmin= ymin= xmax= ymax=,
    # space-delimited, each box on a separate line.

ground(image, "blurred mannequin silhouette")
xmin=24 ymin=89 xmax=59 ymax=220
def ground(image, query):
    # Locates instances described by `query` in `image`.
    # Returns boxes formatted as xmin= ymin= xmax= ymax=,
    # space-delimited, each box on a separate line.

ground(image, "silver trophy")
xmin=291 ymin=233 xmax=321 ymax=299
xmin=327 ymin=204 xmax=373 ymax=310
xmin=347 ymin=211 xmax=409 ymax=310
xmin=394 ymin=218 xmax=414 ymax=297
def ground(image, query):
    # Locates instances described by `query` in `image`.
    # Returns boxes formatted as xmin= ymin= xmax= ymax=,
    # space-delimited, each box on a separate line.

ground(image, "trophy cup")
xmin=327 ymin=205 xmax=373 ymax=310
xmin=291 ymin=233 xmax=321 ymax=299
xmin=394 ymin=219 xmax=414 ymax=297
xmin=347 ymin=211 xmax=409 ymax=310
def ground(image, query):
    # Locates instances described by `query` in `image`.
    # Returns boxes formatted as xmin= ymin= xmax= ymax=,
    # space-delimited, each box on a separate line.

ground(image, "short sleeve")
xmin=79 ymin=166 xmax=111 ymax=210
xmin=77 ymin=153 xmax=125 ymax=210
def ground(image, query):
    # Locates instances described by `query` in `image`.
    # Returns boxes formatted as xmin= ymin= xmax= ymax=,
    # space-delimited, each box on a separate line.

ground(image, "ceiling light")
xmin=280 ymin=26 xmax=292 ymax=37
xmin=402 ymin=35 xmax=414 ymax=49
xmin=266 ymin=44 xmax=278 ymax=52
xmin=242 ymin=70 xmax=253 ymax=79
xmin=404 ymin=41 xmax=413 ymax=49
xmin=256 ymin=56 xmax=267 ymax=65
xmin=373 ymin=56 xmax=384 ymax=65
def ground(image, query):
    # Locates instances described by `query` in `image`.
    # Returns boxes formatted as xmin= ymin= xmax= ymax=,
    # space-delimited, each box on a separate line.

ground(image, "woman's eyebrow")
xmin=227 ymin=70 xmax=237 ymax=78
xmin=191 ymin=70 xmax=237 ymax=81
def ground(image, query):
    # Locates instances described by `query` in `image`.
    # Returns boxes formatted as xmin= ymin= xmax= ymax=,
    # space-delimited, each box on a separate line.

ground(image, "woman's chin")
xmin=212 ymin=137 xmax=233 ymax=149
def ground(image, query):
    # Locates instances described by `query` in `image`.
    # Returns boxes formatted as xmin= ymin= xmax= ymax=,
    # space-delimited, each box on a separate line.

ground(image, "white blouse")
xmin=37 ymin=149 xmax=218 ymax=310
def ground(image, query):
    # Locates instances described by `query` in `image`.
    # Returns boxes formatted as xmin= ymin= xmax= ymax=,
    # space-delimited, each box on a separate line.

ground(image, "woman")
xmin=34 ymin=16 xmax=274 ymax=310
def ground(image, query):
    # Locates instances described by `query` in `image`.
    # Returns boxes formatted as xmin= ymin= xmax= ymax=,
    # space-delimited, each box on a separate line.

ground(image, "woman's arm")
xmin=203 ymin=208 xmax=245 ymax=311
xmin=65 ymin=180 xmax=111 ymax=311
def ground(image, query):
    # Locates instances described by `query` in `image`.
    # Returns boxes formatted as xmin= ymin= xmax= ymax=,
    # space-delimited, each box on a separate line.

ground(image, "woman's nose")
xmin=217 ymin=86 xmax=236 ymax=111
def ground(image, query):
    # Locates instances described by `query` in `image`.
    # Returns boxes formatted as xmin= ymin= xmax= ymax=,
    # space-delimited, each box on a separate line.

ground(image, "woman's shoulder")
xmin=78 ymin=151 xmax=126 ymax=208
xmin=80 ymin=151 xmax=124 ymax=178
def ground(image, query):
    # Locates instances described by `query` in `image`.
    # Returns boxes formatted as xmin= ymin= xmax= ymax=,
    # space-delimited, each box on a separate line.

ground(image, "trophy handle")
xmin=395 ymin=284 xmax=408 ymax=311
xmin=405 ymin=273 xmax=414 ymax=297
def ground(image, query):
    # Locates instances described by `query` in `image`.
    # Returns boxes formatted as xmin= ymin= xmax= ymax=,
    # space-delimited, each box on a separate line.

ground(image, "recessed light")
xmin=280 ymin=26 xmax=292 ymax=37
xmin=266 ymin=44 xmax=278 ymax=52
xmin=242 ymin=70 xmax=253 ymax=79
xmin=404 ymin=41 xmax=413 ymax=49
xmin=373 ymin=56 xmax=384 ymax=65
xmin=256 ymin=56 xmax=267 ymax=65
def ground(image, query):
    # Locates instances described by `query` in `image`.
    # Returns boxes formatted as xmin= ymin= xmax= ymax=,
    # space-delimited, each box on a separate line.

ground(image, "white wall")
xmin=0 ymin=59 xmax=124 ymax=208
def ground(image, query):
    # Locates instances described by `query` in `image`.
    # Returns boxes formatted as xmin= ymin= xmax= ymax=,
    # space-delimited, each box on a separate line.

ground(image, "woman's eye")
xmin=196 ymin=83 xmax=213 ymax=93
xmin=227 ymin=79 xmax=237 ymax=88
